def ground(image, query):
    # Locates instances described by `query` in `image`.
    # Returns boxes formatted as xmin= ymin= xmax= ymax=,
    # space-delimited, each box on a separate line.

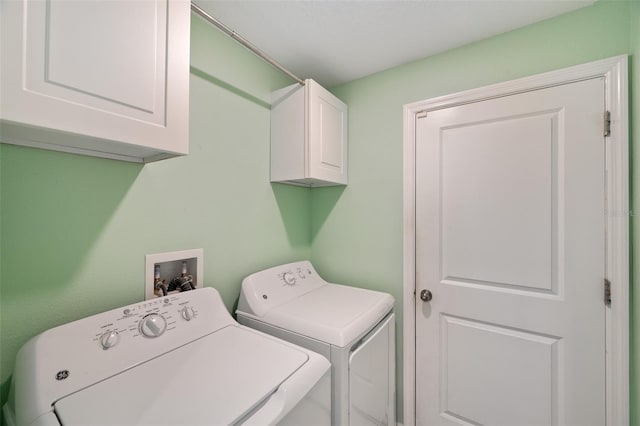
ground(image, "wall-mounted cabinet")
xmin=271 ymin=79 xmax=348 ymax=187
xmin=0 ymin=0 xmax=190 ymax=163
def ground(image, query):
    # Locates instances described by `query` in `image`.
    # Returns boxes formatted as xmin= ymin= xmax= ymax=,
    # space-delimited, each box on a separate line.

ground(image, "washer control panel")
xmin=20 ymin=287 xmax=235 ymax=408
xmin=91 ymin=295 xmax=201 ymax=350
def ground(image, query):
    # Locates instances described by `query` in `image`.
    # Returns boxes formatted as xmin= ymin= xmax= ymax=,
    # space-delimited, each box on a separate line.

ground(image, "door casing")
xmin=402 ymin=55 xmax=629 ymax=426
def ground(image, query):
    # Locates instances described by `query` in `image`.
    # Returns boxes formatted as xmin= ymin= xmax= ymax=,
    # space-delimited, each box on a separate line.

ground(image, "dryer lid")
xmin=53 ymin=326 xmax=309 ymax=426
xmin=251 ymin=284 xmax=394 ymax=347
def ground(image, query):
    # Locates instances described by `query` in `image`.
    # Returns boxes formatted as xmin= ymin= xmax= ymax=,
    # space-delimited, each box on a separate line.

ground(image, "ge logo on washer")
xmin=55 ymin=370 xmax=69 ymax=381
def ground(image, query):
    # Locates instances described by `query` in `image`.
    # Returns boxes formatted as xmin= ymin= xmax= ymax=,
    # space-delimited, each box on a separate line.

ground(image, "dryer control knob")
xmin=139 ymin=313 xmax=167 ymax=338
xmin=282 ymin=272 xmax=296 ymax=286
xmin=180 ymin=306 xmax=195 ymax=321
xmin=100 ymin=330 xmax=119 ymax=350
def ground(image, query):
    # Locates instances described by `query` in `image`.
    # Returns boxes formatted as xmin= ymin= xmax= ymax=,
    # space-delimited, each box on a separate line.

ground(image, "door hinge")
xmin=604 ymin=278 xmax=612 ymax=305
xmin=416 ymin=110 xmax=428 ymax=119
xmin=604 ymin=111 xmax=611 ymax=137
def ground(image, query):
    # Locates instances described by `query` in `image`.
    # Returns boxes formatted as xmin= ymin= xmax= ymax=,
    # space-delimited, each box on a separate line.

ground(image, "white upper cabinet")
xmin=0 ymin=0 xmax=190 ymax=163
xmin=271 ymin=79 xmax=348 ymax=187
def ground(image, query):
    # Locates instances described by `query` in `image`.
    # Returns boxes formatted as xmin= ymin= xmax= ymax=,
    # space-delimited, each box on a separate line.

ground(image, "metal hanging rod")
xmin=190 ymin=2 xmax=306 ymax=86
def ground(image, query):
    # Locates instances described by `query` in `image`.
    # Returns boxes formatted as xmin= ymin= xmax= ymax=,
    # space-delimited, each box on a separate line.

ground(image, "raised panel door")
xmin=415 ymin=78 xmax=606 ymax=425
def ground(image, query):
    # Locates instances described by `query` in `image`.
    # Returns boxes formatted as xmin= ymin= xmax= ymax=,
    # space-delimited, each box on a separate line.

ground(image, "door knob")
xmin=420 ymin=289 xmax=433 ymax=302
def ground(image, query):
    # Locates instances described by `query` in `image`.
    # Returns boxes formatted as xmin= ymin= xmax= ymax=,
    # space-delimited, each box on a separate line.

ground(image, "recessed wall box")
xmin=270 ymin=79 xmax=348 ymax=187
xmin=145 ymin=249 xmax=203 ymax=300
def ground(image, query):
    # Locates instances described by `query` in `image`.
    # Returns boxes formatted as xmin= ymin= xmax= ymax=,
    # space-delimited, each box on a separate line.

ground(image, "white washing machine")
xmin=3 ymin=287 xmax=331 ymax=426
xmin=236 ymin=261 xmax=395 ymax=426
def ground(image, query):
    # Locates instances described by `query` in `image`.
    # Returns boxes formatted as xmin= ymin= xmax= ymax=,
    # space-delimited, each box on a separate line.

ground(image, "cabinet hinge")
xmin=604 ymin=111 xmax=611 ymax=137
xmin=604 ymin=278 xmax=612 ymax=305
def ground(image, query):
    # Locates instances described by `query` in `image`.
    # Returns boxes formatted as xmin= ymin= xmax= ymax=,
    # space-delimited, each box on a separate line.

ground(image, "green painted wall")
xmin=312 ymin=0 xmax=638 ymax=423
xmin=0 ymin=15 xmax=308 ymax=407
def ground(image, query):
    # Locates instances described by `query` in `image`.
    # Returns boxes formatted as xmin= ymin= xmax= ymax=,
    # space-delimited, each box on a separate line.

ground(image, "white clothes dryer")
xmin=3 ymin=287 xmax=330 ymax=426
xmin=236 ymin=261 xmax=395 ymax=426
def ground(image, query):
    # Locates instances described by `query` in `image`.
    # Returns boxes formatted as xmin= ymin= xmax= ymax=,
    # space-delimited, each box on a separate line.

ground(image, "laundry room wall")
xmin=310 ymin=0 xmax=639 ymax=423
xmin=0 ymin=15 xmax=310 ymax=410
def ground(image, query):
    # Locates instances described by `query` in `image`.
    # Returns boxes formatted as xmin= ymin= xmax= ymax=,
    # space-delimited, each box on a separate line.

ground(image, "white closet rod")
xmin=191 ymin=2 xmax=306 ymax=86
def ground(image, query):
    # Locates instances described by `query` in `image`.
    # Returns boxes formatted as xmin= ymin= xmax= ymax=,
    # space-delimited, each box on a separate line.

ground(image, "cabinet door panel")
xmin=45 ymin=0 xmax=161 ymax=114
xmin=270 ymin=79 xmax=348 ymax=186
xmin=26 ymin=0 xmax=167 ymax=123
xmin=0 ymin=0 xmax=189 ymax=162
xmin=308 ymin=81 xmax=348 ymax=185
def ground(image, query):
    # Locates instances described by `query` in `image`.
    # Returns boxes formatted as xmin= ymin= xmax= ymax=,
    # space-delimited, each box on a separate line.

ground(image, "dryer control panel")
xmin=280 ymin=264 xmax=312 ymax=286
xmin=237 ymin=261 xmax=327 ymax=318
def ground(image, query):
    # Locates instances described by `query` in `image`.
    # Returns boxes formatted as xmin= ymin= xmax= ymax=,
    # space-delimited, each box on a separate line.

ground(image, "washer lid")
xmin=257 ymin=284 xmax=394 ymax=347
xmin=53 ymin=326 xmax=309 ymax=426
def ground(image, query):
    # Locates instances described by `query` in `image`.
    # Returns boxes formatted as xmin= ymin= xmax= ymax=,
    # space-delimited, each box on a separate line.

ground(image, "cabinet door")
xmin=0 ymin=0 xmax=189 ymax=162
xmin=307 ymin=80 xmax=348 ymax=185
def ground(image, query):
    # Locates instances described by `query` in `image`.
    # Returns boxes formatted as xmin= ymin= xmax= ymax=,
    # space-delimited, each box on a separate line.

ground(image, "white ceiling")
xmin=194 ymin=1 xmax=595 ymax=88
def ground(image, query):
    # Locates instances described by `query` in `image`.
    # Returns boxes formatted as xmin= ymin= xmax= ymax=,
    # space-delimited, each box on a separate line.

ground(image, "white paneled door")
xmin=415 ymin=78 xmax=606 ymax=425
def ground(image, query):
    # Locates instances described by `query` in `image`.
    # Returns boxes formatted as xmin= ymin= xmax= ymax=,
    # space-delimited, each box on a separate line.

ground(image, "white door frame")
xmin=402 ymin=55 xmax=629 ymax=426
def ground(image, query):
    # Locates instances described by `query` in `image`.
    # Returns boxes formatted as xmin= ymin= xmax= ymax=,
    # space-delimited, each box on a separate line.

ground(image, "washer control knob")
xmin=139 ymin=313 xmax=167 ymax=338
xmin=282 ymin=272 xmax=296 ymax=286
xmin=100 ymin=330 xmax=120 ymax=350
xmin=180 ymin=306 xmax=195 ymax=321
